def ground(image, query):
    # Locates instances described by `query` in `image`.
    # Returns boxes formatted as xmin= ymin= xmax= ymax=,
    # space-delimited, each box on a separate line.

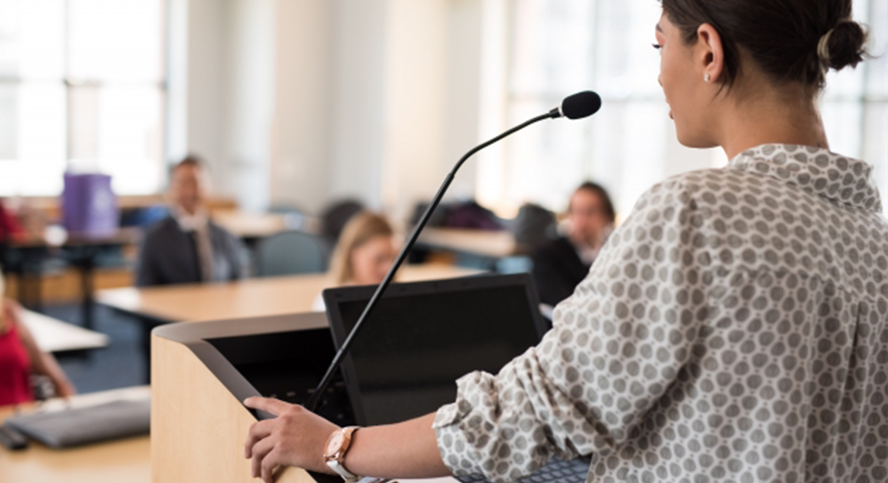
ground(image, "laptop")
xmin=323 ymin=273 xmax=590 ymax=482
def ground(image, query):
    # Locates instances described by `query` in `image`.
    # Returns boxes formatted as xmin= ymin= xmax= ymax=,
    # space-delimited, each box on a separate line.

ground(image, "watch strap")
xmin=327 ymin=458 xmax=359 ymax=481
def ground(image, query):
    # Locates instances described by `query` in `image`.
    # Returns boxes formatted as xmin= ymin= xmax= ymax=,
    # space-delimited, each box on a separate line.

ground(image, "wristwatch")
xmin=324 ymin=426 xmax=361 ymax=481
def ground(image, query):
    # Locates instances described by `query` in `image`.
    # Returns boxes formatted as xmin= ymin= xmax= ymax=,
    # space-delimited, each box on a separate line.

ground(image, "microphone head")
xmin=560 ymin=91 xmax=602 ymax=120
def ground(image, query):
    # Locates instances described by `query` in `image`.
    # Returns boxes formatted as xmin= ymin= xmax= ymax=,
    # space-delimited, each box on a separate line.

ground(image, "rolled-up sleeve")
xmin=434 ymin=179 xmax=713 ymax=482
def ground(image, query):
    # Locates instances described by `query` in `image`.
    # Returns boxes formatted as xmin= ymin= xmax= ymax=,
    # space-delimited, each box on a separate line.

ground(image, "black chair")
xmin=320 ymin=200 xmax=365 ymax=249
xmin=510 ymin=203 xmax=558 ymax=253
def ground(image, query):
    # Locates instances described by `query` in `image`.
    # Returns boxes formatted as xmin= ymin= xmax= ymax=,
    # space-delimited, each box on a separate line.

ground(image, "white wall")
xmin=165 ymin=0 xmax=188 ymax=164
xmin=173 ymin=0 xmax=490 ymax=216
xmin=380 ymin=0 xmax=486 ymax=221
xmin=182 ymin=0 xmax=228 ymax=177
xmin=380 ymin=0 xmax=487 ymax=222
xmin=381 ymin=0 xmax=449 ymax=220
xmin=442 ymin=0 xmax=486 ymax=201
xmin=270 ymin=0 xmax=335 ymax=214
xmin=223 ymin=0 xmax=275 ymax=212
xmin=327 ymin=0 xmax=389 ymax=210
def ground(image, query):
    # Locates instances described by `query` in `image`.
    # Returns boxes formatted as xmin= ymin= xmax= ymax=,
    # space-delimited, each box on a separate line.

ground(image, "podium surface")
xmin=152 ymin=313 xmax=332 ymax=483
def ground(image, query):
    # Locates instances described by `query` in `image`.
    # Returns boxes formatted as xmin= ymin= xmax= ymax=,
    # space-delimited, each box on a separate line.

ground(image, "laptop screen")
xmin=323 ymin=273 xmax=546 ymax=426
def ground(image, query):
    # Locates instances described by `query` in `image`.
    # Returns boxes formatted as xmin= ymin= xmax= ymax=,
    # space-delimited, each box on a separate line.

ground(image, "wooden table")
xmin=20 ymin=309 xmax=109 ymax=354
xmin=417 ymin=228 xmax=523 ymax=259
xmin=0 ymin=386 xmax=150 ymax=483
xmin=99 ymin=263 xmax=481 ymax=382
xmin=212 ymin=211 xmax=293 ymax=240
xmin=98 ymin=263 xmax=480 ymax=323
xmin=8 ymin=228 xmax=141 ymax=249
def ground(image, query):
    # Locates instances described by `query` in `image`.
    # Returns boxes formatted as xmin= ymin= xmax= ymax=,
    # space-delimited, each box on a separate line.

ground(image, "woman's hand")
xmin=52 ymin=376 xmax=76 ymax=398
xmin=243 ymin=397 xmax=340 ymax=483
xmin=4 ymin=299 xmax=78 ymax=399
xmin=1 ymin=298 xmax=20 ymax=333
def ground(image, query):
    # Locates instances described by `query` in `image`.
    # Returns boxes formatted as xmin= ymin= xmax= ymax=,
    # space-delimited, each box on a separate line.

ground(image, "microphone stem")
xmin=306 ymin=111 xmax=555 ymax=412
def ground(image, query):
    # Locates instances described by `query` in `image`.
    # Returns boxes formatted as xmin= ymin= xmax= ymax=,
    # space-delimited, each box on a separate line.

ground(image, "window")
xmin=0 ymin=0 xmax=166 ymax=196
xmin=479 ymin=0 xmax=888 ymax=217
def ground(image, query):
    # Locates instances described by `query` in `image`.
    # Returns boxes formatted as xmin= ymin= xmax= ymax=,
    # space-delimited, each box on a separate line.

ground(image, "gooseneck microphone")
xmin=305 ymin=91 xmax=602 ymax=412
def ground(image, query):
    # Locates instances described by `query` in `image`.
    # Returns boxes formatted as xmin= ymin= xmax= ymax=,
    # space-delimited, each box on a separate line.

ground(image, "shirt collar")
xmin=727 ymin=144 xmax=883 ymax=214
xmin=172 ymin=206 xmax=209 ymax=232
xmin=571 ymin=239 xmax=597 ymax=265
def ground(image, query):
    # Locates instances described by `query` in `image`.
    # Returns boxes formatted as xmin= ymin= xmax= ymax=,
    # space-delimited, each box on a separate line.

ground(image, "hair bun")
xmin=822 ymin=20 xmax=868 ymax=71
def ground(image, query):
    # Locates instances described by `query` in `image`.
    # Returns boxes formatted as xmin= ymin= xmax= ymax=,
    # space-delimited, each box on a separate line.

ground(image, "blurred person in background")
xmin=312 ymin=212 xmax=397 ymax=311
xmin=135 ymin=156 xmax=248 ymax=286
xmin=0 ymin=199 xmax=26 ymax=275
xmin=0 ymin=269 xmax=75 ymax=406
xmin=531 ymin=181 xmax=615 ymax=306
xmin=0 ymin=199 xmax=25 ymax=245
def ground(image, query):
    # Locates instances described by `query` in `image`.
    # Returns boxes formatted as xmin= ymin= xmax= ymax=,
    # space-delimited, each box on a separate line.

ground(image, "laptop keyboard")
xmin=455 ymin=457 xmax=589 ymax=483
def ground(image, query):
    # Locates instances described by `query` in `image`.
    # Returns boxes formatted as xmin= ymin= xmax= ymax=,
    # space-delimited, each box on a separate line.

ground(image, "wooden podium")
xmin=151 ymin=313 xmax=334 ymax=483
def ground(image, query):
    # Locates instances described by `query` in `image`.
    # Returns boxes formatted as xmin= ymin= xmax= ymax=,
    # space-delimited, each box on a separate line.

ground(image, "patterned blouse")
xmin=433 ymin=144 xmax=888 ymax=482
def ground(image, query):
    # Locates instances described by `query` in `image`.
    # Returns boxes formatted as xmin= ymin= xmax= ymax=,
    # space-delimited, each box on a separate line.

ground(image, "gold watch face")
xmin=326 ymin=432 xmax=344 ymax=456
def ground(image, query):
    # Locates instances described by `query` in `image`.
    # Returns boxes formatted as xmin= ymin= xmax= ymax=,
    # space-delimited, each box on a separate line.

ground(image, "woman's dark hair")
xmin=574 ymin=181 xmax=616 ymax=223
xmin=660 ymin=0 xmax=868 ymax=88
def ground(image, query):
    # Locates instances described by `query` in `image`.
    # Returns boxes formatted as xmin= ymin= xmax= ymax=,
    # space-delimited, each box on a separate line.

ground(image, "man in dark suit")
xmin=135 ymin=156 xmax=248 ymax=286
xmin=531 ymin=182 xmax=615 ymax=306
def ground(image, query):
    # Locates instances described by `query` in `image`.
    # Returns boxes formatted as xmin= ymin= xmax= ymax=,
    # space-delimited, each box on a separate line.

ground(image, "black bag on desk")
xmin=4 ymin=398 xmax=150 ymax=448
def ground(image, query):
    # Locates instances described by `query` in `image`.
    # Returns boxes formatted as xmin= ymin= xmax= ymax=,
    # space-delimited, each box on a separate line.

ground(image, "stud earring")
xmin=704 ymin=73 xmax=711 ymax=83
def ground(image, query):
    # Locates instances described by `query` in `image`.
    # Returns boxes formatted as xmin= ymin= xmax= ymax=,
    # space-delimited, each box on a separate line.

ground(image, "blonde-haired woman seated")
xmin=312 ymin=212 xmax=397 ymax=312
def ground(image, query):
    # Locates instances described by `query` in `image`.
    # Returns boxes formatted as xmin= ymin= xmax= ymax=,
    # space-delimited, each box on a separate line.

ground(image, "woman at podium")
xmin=244 ymin=1 xmax=887 ymax=482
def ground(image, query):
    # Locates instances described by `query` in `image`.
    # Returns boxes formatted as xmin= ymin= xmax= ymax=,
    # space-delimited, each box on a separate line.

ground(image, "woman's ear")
xmin=696 ymin=23 xmax=725 ymax=83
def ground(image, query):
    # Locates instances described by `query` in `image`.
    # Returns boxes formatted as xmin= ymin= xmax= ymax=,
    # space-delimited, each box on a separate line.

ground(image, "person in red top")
xmin=0 ymin=270 xmax=75 ymax=407
xmin=0 ymin=199 xmax=25 ymax=244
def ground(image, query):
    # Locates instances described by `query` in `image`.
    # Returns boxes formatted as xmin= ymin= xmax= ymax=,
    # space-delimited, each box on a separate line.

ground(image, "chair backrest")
xmin=510 ymin=203 xmax=558 ymax=252
xmin=254 ymin=231 xmax=328 ymax=277
xmin=320 ymin=199 xmax=365 ymax=247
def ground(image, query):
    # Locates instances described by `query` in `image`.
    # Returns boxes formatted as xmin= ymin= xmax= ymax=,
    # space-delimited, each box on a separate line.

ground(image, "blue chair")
xmin=254 ymin=230 xmax=328 ymax=277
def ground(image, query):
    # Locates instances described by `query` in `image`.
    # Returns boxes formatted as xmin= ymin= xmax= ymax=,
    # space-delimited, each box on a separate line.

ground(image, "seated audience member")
xmin=0 ymin=199 xmax=24 ymax=244
xmin=136 ymin=156 xmax=248 ymax=286
xmin=0 ymin=199 xmax=25 ymax=273
xmin=531 ymin=181 xmax=615 ymax=306
xmin=312 ymin=213 xmax=397 ymax=311
xmin=0 ymin=270 xmax=75 ymax=406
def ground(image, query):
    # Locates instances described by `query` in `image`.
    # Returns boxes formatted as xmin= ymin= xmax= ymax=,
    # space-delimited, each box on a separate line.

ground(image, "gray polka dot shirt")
xmin=433 ymin=144 xmax=888 ymax=482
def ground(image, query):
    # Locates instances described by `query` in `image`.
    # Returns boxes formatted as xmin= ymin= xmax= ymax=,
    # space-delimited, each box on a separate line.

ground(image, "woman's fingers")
xmin=244 ymin=397 xmax=292 ymax=416
xmin=56 ymin=379 xmax=76 ymax=398
xmin=242 ymin=398 xmax=339 ymax=476
xmin=251 ymin=435 xmax=276 ymax=478
xmin=244 ymin=419 xmax=275 ymax=458
xmin=261 ymin=448 xmax=282 ymax=483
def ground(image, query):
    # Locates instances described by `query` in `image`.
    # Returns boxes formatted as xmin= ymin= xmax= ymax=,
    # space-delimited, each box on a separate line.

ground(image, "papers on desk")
xmin=20 ymin=309 xmax=109 ymax=353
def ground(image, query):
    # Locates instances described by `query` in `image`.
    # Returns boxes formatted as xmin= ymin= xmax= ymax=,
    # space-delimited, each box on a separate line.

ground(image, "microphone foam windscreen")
xmin=561 ymin=91 xmax=602 ymax=120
